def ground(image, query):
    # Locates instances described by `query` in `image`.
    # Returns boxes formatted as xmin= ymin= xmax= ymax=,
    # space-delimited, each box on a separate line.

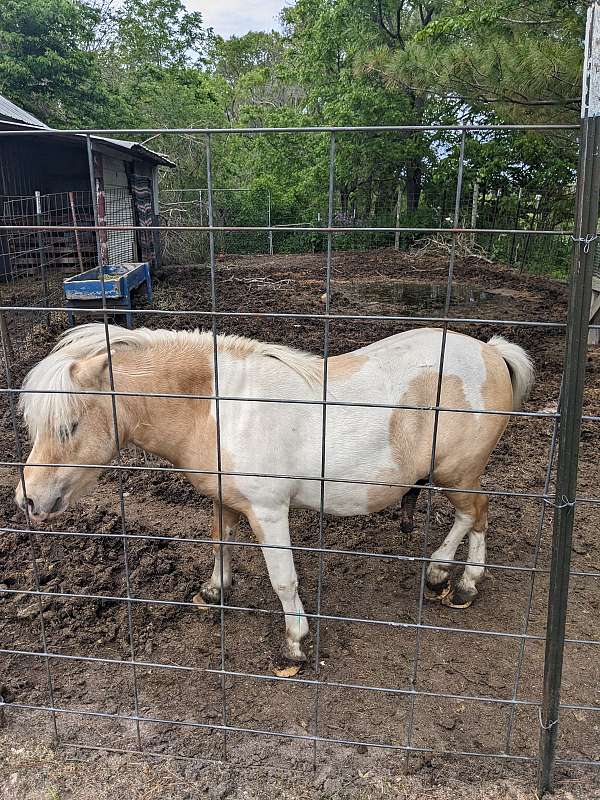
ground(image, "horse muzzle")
xmin=15 ymin=490 xmax=66 ymax=523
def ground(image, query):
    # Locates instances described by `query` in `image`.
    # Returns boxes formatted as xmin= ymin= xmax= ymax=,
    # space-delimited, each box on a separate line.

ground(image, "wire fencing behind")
xmin=159 ymin=188 xmax=273 ymax=264
xmin=156 ymin=182 xmax=575 ymax=274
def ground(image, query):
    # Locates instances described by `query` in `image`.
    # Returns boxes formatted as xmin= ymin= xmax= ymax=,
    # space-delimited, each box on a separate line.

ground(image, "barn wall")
xmin=0 ymin=133 xmax=164 ymax=281
xmin=99 ymin=154 xmax=138 ymax=264
xmin=0 ymin=136 xmax=91 ymax=197
xmin=0 ymin=136 xmax=94 ymax=281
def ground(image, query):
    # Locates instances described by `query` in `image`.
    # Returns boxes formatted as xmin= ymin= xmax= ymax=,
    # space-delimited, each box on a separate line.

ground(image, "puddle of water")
xmin=343 ymin=281 xmax=494 ymax=310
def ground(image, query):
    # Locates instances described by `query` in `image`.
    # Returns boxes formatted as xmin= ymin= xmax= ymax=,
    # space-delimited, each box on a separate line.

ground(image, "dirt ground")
xmin=1 ymin=248 xmax=600 ymax=799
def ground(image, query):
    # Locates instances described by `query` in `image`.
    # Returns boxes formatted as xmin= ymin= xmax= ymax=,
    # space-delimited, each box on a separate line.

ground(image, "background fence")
xmin=156 ymin=180 xmax=575 ymax=274
xmin=1 ymin=12 xmax=600 ymax=794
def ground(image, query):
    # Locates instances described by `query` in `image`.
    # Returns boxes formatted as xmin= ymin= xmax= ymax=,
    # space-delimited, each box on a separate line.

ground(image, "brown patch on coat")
xmin=430 ymin=370 xmax=508 ymax=489
xmin=328 ymin=353 xmax=368 ymax=380
xmin=111 ymin=344 xmax=267 ymax=540
xmin=366 ymin=357 xmax=512 ymax=511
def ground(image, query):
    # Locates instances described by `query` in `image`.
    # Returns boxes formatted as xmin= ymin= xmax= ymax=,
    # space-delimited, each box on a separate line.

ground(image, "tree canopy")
xmin=0 ymin=0 xmax=587 ymax=272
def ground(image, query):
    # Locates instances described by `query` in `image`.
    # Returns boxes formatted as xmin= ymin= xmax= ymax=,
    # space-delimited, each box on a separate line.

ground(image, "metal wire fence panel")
xmin=160 ymin=188 xmax=272 ymax=264
xmin=0 ymin=64 xmax=599 ymax=797
xmin=105 ymin=188 xmax=137 ymax=265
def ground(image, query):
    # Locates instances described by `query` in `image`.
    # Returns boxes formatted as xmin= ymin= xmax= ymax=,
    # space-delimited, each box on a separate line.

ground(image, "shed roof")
xmin=0 ymin=93 xmax=174 ymax=167
xmin=0 ymin=95 xmax=48 ymax=128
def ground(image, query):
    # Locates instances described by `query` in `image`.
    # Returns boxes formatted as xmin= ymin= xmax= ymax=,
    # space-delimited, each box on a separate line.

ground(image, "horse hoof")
xmin=272 ymin=663 xmax=302 ymax=678
xmin=272 ymin=645 xmax=307 ymax=677
xmin=400 ymin=518 xmax=414 ymax=535
xmin=198 ymin=583 xmax=227 ymax=605
xmin=441 ymin=586 xmax=477 ymax=609
xmin=280 ymin=645 xmax=308 ymax=664
xmin=424 ymin=577 xmax=451 ymax=601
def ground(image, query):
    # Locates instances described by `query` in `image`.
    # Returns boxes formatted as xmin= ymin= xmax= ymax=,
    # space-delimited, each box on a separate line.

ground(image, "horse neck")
xmin=115 ymin=341 xmax=215 ymax=469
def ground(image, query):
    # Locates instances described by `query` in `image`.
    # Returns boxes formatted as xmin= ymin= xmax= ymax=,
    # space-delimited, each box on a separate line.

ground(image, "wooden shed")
xmin=0 ymin=94 xmax=173 ymax=284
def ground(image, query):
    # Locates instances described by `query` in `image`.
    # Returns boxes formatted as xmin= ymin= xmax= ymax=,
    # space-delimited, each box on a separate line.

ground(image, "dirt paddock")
xmin=1 ymin=249 xmax=600 ymax=799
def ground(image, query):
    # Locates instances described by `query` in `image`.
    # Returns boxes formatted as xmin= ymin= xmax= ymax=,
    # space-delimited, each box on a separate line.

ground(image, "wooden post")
xmin=68 ymin=192 xmax=85 ymax=273
xmin=0 ymin=311 xmax=14 ymax=364
xmin=520 ymin=193 xmax=543 ymax=272
xmin=509 ymin=186 xmax=523 ymax=264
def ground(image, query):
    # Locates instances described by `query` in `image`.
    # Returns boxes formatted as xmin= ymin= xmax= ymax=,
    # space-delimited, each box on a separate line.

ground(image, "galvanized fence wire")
xmin=159 ymin=187 xmax=273 ymax=262
xmin=0 ymin=121 xmax=597 ymax=793
xmin=403 ymin=128 xmax=468 ymax=768
xmin=205 ymin=132 xmax=229 ymax=758
xmin=0 ymin=190 xmax=96 ymax=350
xmin=85 ymin=134 xmax=143 ymax=750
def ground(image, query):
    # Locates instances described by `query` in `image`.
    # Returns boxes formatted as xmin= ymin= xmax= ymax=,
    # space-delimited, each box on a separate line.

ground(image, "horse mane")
xmin=20 ymin=323 xmax=322 ymax=440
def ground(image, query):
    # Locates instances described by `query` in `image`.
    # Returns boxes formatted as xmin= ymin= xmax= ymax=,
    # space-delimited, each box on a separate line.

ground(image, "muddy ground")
xmin=1 ymin=248 xmax=600 ymax=799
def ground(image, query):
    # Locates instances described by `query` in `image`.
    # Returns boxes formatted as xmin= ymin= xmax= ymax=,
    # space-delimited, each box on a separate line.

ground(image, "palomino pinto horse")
xmin=16 ymin=324 xmax=533 ymax=662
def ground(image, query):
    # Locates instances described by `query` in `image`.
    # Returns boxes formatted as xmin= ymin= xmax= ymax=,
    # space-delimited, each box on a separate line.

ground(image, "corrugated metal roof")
xmin=0 ymin=93 xmax=174 ymax=166
xmin=90 ymin=136 xmax=175 ymax=167
xmin=0 ymin=94 xmax=48 ymax=128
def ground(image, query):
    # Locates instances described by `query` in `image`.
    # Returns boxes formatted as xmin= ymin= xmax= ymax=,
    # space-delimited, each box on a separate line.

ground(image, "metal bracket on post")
xmin=537 ymin=2 xmax=600 ymax=794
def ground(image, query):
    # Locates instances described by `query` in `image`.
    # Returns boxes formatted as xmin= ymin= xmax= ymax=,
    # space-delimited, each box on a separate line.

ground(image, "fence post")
xmin=519 ymin=193 xmax=542 ymax=272
xmin=394 ymin=183 xmax=402 ymax=251
xmin=267 ymin=190 xmax=273 ymax=256
xmin=508 ymin=186 xmax=522 ymax=264
xmin=470 ymin=179 xmax=479 ymax=244
xmin=537 ymin=2 xmax=600 ymax=793
xmin=34 ymin=190 xmax=50 ymax=326
xmin=486 ymin=188 xmax=502 ymax=256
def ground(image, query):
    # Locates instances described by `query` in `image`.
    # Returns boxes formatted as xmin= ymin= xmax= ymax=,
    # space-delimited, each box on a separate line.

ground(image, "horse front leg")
xmin=199 ymin=501 xmax=240 ymax=604
xmin=247 ymin=505 xmax=309 ymax=663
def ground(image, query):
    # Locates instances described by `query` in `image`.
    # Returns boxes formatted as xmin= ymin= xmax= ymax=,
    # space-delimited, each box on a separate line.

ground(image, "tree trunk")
xmin=339 ymin=187 xmax=349 ymax=215
xmin=405 ymin=160 xmax=422 ymax=213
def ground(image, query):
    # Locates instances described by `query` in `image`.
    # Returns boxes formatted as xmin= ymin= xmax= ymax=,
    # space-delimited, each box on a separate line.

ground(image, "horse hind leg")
xmin=446 ymin=492 xmax=488 ymax=608
xmin=400 ymin=480 xmax=427 ymax=534
xmin=425 ymin=488 xmax=488 ymax=608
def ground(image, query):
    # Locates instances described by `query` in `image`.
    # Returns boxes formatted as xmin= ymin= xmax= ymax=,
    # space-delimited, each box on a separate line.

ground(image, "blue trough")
xmin=63 ymin=262 xmax=152 ymax=329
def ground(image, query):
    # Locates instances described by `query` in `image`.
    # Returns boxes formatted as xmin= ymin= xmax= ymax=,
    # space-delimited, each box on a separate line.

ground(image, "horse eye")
xmin=58 ymin=421 xmax=78 ymax=441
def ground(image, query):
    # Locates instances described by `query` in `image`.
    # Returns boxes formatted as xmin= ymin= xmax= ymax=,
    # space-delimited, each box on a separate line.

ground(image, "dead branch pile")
xmin=410 ymin=233 xmax=494 ymax=263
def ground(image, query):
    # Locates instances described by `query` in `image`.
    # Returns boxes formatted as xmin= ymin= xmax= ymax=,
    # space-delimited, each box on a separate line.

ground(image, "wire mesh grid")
xmin=159 ymin=188 xmax=273 ymax=264
xmin=0 ymin=120 xmax=598 ymax=796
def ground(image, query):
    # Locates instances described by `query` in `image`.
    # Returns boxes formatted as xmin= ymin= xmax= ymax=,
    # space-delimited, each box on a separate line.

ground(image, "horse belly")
xmin=289 ymin=412 xmax=409 ymax=516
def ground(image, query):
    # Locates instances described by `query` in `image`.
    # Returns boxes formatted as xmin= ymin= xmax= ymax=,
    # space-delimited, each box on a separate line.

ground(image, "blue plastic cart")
xmin=63 ymin=262 xmax=152 ymax=329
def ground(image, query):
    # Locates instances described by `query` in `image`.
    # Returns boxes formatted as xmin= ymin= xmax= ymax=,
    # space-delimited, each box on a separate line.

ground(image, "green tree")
xmin=364 ymin=0 xmax=584 ymax=123
xmin=0 ymin=0 xmax=115 ymax=125
xmin=97 ymin=0 xmax=226 ymax=135
xmin=114 ymin=0 xmax=209 ymax=69
xmin=211 ymin=32 xmax=296 ymax=122
xmin=282 ymin=0 xmax=446 ymax=213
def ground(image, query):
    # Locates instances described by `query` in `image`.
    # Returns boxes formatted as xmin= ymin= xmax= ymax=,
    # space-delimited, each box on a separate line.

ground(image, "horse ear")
xmin=70 ymin=353 xmax=111 ymax=388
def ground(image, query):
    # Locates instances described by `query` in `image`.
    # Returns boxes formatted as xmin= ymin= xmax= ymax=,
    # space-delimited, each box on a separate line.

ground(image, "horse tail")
xmin=487 ymin=335 xmax=535 ymax=411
